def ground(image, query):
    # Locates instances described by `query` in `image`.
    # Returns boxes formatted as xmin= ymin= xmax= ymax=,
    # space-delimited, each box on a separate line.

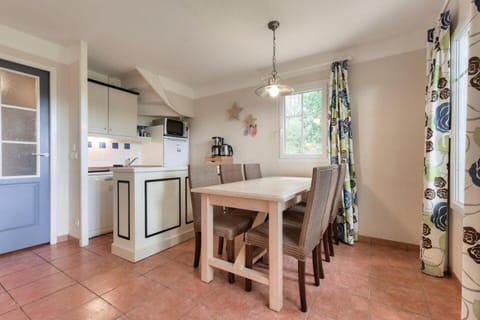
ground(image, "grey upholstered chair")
xmin=327 ymin=164 xmax=346 ymax=257
xmin=244 ymin=166 xmax=334 ymax=312
xmin=219 ymin=163 xmax=258 ymax=217
xmin=283 ymin=165 xmax=339 ymax=265
xmin=188 ymin=165 xmax=255 ymax=283
xmin=219 ymin=164 xmax=244 ymax=183
xmin=243 ymin=163 xmax=262 ymax=180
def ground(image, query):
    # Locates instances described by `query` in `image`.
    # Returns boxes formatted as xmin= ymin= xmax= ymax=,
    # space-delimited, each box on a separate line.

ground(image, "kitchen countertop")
xmin=112 ymin=165 xmax=187 ymax=173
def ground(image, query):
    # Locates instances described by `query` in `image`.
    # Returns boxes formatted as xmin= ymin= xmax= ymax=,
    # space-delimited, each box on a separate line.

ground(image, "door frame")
xmin=0 ymin=52 xmax=58 ymax=246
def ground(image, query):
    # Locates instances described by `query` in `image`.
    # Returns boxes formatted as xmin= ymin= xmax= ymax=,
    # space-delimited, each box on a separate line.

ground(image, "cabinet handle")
xmin=32 ymin=152 xmax=50 ymax=158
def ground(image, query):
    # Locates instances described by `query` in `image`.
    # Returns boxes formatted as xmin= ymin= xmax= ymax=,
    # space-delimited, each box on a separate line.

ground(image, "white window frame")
xmin=279 ymin=80 xmax=328 ymax=160
xmin=450 ymin=24 xmax=469 ymax=212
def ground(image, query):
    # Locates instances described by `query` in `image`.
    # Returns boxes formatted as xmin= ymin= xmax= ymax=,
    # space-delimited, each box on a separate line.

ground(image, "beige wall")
xmin=192 ymin=49 xmax=427 ymax=245
xmin=350 ymin=50 xmax=426 ymax=245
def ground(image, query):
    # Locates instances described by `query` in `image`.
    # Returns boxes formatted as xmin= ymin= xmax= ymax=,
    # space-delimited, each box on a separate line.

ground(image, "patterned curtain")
xmin=463 ymin=2 xmax=480 ymax=318
xmin=328 ymin=60 xmax=358 ymax=245
xmin=421 ymin=10 xmax=451 ymax=278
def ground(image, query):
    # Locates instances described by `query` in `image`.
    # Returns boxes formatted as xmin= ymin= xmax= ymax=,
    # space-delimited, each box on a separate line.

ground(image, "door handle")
xmin=32 ymin=153 xmax=50 ymax=158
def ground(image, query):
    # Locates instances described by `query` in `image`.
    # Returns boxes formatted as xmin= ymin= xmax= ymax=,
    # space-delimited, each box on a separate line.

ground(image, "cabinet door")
xmin=88 ymin=82 xmax=109 ymax=134
xmin=108 ymin=88 xmax=137 ymax=137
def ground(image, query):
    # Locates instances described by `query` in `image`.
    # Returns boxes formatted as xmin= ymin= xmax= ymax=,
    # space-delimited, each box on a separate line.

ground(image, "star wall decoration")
xmin=244 ymin=114 xmax=257 ymax=127
xmin=227 ymin=102 xmax=243 ymax=121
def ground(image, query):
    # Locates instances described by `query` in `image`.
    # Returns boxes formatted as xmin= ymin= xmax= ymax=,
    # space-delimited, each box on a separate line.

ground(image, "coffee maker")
xmin=211 ymin=136 xmax=223 ymax=157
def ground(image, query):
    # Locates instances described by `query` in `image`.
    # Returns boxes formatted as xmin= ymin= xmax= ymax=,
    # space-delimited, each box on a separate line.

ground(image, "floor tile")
xmin=0 ymin=263 xmax=59 ymax=290
xmin=370 ymin=278 xmax=430 ymax=316
xmin=0 ymin=254 xmax=45 ymax=277
xmin=22 ymin=284 xmax=95 ymax=320
xmin=101 ymin=276 xmax=165 ymax=313
xmin=0 ymin=292 xmax=17 ymax=315
xmin=50 ymin=250 xmax=100 ymax=271
xmin=0 ymin=308 xmax=28 ymax=320
xmin=311 ymin=288 xmax=369 ymax=320
xmin=9 ymin=272 xmax=75 ymax=305
xmin=370 ymin=302 xmax=430 ymax=320
xmin=57 ymin=298 xmax=122 ymax=320
xmin=126 ymin=286 xmax=196 ymax=320
xmin=82 ymin=266 xmax=142 ymax=295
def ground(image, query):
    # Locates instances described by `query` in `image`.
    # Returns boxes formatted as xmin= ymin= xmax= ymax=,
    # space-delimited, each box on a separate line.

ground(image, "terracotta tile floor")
xmin=0 ymin=234 xmax=461 ymax=320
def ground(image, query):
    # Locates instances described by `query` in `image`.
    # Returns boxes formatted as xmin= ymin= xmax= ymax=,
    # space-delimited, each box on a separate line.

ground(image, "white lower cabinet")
xmin=112 ymin=167 xmax=193 ymax=262
xmin=88 ymin=173 xmax=114 ymax=237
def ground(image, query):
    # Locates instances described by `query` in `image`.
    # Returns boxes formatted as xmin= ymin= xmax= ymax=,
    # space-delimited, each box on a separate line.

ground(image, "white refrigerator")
xmin=143 ymin=125 xmax=189 ymax=167
xmin=163 ymin=136 xmax=189 ymax=167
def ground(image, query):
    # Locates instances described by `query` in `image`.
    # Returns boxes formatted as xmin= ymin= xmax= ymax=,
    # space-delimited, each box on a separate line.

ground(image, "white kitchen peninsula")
xmin=111 ymin=166 xmax=193 ymax=262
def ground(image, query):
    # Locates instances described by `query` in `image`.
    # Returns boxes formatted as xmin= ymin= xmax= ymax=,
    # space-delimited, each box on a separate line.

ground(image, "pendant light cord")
xmin=272 ymin=27 xmax=277 ymax=79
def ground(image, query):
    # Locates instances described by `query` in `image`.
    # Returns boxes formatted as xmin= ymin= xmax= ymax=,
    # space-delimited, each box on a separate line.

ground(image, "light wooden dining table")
xmin=191 ymin=176 xmax=311 ymax=311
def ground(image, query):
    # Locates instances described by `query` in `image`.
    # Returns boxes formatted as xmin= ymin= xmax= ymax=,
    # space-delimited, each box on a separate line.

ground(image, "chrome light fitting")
xmin=255 ymin=20 xmax=294 ymax=98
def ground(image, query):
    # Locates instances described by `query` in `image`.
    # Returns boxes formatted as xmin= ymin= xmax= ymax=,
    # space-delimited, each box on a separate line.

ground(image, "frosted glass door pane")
xmin=0 ymin=70 xmax=37 ymax=109
xmin=2 ymin=108 xmax=36 ymax=142
xmin=2 ymin=143 xmax=36 ymax=176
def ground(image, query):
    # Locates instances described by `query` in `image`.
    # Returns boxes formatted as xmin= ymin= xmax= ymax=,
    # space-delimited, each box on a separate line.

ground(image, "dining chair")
xmin=244 ymin=166 xmax=334 ymax=312
xmin=188 ymin=165 xmax=255 ymax=283
xmin=283 ymin=165 xmax=340 ymax=264
xmin=219 ymin=164 xmax=258 ymax=218
xmin=219 ymin=163 xmax=244 ymax=183
xmin=243 ymin=163 xmax=262 ymax=180
xmin=327 ymin=163 xmax=346 ymax=257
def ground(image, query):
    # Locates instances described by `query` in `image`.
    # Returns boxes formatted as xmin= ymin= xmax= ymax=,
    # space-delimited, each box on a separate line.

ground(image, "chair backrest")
xmin=298 ymin=166 xmax=335 ymax=252
xmin=188 ymin=165 xmax=223 ymax=232
xmin=320 ymin=165 xmax=339 ymax=235
xmin=243 ymin=163 xmax=262 ymax=180
xmin=329 ymin=164 xmax=347 ymax=224
xmin=219 ymin=164 xmax=244 ymax=183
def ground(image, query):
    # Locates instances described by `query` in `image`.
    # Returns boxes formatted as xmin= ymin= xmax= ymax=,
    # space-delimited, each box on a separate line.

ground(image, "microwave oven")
xmin=163 ymin=118 xmax=188 ymax=138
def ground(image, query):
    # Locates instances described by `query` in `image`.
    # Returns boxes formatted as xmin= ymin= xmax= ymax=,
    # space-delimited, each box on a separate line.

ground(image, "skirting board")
xmin=358 ymin=235 xmax=419 ymax=252
xmin=112 ymin=230 xmax=194 ymax=262
xmin=56 ymin=235 xmax=76 ymax=243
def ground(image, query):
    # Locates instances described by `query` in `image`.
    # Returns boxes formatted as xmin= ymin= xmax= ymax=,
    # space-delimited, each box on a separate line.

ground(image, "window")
xmin=451 ymin=26 xmax=469 ymax=209
xmin=279 ymin=82 xmax=327 ymax=159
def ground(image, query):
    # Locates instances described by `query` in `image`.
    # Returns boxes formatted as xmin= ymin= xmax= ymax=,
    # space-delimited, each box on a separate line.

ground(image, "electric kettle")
xmin=220 ymin=144 xmax=233 ymax=156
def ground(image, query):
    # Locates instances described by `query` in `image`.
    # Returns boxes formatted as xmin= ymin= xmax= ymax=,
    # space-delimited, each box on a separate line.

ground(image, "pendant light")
xmin=255 ymin=20 xmax=294 ymax=98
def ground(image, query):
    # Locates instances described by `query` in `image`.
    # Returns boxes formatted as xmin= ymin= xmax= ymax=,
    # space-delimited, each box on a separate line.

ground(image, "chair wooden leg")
xmin=218 ymin=237 xmax=224 ymax=255
xmin=328 ymin=223 xmax=335 ymax=257
xmin=245 ymin=245 xmax=253 ymax=291
xmin=317 ymin=244 xmax=324 ymax=279
xmin=193 ymin=231 xmax=201 ymax=268
xmin=298 ymin=260 xmax=307 ymax=312
xmin=333 ymin=220 xmax=339 ymax=245
xmin=323 ymin=233 xmax=330 ymax=262
xmin=312 ymin=247 xmax=320 ymax=286
xmin=227 ymin=239 xmax=235 ymax=283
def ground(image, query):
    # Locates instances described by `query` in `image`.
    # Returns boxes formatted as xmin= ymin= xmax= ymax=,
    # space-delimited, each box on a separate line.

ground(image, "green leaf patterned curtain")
xmin=421 ymin=10 xmax=451 ymax=278
xmin=328 ymin=60 xmax=358 ymax=245
xmin=463 ymin=2 xmax=480 ymax=318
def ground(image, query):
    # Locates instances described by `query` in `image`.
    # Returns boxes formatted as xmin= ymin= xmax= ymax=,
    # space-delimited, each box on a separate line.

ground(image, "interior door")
xmin=0 ymin=59 xmax=50 ymax=254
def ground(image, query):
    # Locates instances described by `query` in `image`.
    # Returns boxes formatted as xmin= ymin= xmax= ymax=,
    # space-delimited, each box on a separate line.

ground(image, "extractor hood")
xmin=122 ymin=67 xmax=194 ymax=118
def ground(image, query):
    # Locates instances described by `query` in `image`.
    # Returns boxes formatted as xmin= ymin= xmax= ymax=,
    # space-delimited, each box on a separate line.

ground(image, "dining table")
xmin=190 ymin=176 xmax=311 ymax=312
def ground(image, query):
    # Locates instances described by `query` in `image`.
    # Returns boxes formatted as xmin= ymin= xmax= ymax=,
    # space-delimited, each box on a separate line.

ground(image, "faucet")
xmin=125 ymin=157 xmax=139 ymax=167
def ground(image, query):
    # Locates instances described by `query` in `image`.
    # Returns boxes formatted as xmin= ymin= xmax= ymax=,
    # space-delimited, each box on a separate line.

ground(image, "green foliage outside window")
xmin=284 ymin=90 xmax=322 ymax=155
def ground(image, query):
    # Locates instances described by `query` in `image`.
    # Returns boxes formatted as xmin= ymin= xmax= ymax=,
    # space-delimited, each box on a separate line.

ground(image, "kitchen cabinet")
xmin=88 ymin=80 xmax=139 ymax=137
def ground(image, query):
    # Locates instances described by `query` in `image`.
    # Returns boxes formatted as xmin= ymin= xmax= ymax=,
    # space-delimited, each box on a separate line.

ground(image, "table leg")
xmin=201 ymin=193 xmax=214 ymax=282
xmin=268 ymin=202 xmax=283 ymax=311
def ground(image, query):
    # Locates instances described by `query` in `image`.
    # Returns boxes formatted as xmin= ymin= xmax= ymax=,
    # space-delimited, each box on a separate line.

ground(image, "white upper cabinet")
xmin=88 ymin=80 xmax=138 ymax=137
xmin=88 ymin=82 xmax=109 ymax=134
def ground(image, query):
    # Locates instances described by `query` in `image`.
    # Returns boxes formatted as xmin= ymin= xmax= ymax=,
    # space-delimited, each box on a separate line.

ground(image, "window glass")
xmin=281 ymin=88 xmax=324 ymax=157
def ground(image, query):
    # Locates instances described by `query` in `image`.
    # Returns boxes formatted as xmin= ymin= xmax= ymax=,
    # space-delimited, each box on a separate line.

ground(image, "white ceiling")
xmin=0 ymin=0 xmax=442 ymax=89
